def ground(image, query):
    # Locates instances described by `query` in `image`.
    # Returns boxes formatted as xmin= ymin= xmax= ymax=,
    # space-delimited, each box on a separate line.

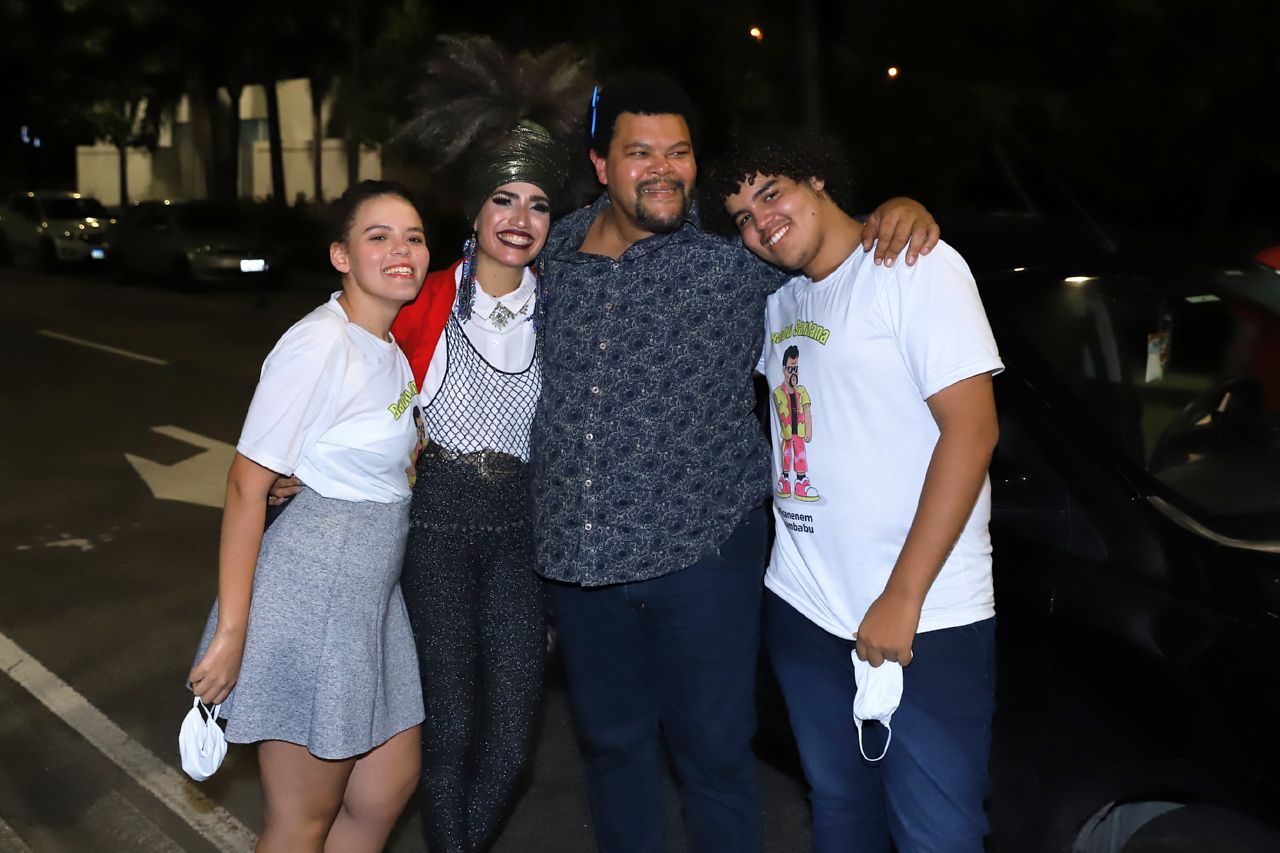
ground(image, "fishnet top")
xmin=421 ymin=315 xmax=541 ymax=461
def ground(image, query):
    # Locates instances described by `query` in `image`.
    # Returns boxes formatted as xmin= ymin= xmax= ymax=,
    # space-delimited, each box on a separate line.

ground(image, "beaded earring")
xmin=456 ymin=232 xmax=479 ymax=323
xmin=532 ymin=254 xmax=547 ymax=333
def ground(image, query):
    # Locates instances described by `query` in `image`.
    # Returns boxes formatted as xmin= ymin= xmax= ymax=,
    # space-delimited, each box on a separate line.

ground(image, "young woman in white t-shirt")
xmin=269 ymin=41 xmax=587 ymax=853
xmin=189 ymin=181 xmax=430 ymax=852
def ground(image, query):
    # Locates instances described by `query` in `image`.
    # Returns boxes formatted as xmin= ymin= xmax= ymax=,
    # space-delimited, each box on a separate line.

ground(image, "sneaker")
xmin=793 ymin=479 xmax=820 ymax=502
xmin=776 ymin=475 xmax=791 ymax=499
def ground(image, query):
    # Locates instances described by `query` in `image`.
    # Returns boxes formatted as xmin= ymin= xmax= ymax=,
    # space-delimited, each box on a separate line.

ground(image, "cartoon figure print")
xmin=772 ymin=345 xmax=819 ymax=502
xmin=407 ymin=405 xmax=427 ymax=488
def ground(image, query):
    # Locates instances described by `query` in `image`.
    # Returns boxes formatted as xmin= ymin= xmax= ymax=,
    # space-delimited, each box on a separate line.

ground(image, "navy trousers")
xmin=547 ymin=506 xmax=768 ymax=853
xmin=765 ymin=590 xmax=996 ymax=853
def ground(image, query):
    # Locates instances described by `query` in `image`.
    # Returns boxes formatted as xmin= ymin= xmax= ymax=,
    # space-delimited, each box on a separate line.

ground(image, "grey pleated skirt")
xmin=194 ymin=487 xmax=423 ymax=760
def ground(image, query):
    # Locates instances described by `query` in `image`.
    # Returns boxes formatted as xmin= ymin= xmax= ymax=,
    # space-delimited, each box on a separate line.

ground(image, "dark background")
xmin=2 ymin=0 xmax=1277 ymax=250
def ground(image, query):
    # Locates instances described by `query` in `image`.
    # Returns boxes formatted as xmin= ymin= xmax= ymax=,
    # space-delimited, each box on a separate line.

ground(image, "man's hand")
xmin=267 ymin=476 xmax=302 ymax=505
xmin=862 ymin=197 xmax=940 ymax=267
xmin=854 ymin=588 xmax=922 ymax=667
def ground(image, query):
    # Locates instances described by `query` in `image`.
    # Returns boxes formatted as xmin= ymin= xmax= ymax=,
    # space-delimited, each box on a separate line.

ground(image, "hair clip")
xmin=589 ymin=85 xmax=600 ymax=139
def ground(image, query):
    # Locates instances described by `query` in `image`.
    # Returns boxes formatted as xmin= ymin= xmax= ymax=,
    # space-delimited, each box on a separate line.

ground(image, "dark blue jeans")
xmin=547 ymin=506 xmax=768 ymax=853
xmin=765 ymin=590 xmax=996 ymax=853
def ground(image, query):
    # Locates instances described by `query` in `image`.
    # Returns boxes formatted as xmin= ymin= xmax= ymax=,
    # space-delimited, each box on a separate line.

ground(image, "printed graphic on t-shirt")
xmin=384 ymin=378 xmax=420 ymax=488
xmin=388 ymin=379 xmax=419 ymax=420
xmin=770 ymin=320 xmax=832 ymax=347
xmin=408 ymin=405 xmax=426 ymax=488
xmin=769 ymin=321 xmax=830 ymax=513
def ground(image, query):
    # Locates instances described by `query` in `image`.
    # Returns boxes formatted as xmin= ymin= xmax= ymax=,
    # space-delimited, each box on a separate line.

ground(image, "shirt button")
xmin=598 ymin=341 xmax=608 ymax=350
xmin=590 ymin=386 xmax=600 ymax=394
xmin=584 ymin=479 xmax=593 ymax=487
xmin=584 ymin=522 xmax=593 ymax=531
xmin=585 ymin=432 xmax=594 ymax=440
xmin=604 ymin=302 xmax=613 ymax=310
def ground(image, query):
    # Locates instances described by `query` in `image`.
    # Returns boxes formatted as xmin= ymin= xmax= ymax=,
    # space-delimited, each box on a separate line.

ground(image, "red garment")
xmin=391 ymin=259 xmax=461 ymax=389
xmin=1256 ymin=246 xmax=1280 ymax=270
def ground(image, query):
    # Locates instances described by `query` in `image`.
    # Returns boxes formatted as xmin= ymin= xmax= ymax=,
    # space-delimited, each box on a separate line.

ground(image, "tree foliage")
xmin=3 ymin=0 xmax=435 ymax=202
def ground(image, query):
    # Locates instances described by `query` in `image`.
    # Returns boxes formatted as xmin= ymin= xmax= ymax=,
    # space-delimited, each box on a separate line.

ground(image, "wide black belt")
xmin=420 ymin=443 xmax=527 ymax=479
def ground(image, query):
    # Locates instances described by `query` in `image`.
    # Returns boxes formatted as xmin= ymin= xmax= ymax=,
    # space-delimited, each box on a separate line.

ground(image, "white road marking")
xmin=0 ymin=815 xmax=31 ymax=853
xmin=126 ymin=426 xmax=236 ymax=509
xmin=0 ymin=630 xmax=257 ymax=852
xmin=43 ymin=538 xmax=95 ymax=552
xmin=37 ymin=329 xmax=170 ymax=366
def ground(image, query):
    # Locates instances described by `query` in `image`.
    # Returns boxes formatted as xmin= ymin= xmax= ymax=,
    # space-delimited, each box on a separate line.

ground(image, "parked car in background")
xmin=107 ymin=200 xmax=286 ymax=287
xmin=0 ymin=191 xmax=110 ymax=267
xmin=753 ymin=217 xmax=1280 ymax=852
xmin=970 ymin=222 xmax=1280 ymax=852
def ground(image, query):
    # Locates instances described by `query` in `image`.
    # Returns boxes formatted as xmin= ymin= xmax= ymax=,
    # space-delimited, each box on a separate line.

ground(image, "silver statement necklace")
xmin=486 ymin=291 xmax=535 ymax=330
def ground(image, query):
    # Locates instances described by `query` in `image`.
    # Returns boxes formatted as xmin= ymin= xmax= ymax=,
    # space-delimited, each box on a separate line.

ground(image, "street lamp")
xmin=749 ymin=26 xmax=764 ymax=41
xmin=887 ymin=66 xmax=900 ymax=79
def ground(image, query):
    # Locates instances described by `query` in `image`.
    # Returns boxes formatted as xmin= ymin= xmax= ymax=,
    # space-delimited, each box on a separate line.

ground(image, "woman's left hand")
xmin=862 ymin=197 xmax=940 ymax=267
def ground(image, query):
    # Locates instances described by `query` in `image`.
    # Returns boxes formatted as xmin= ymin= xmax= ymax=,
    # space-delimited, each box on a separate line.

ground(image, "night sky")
xmin=3 ymin=0 xmax=1276 ymax=250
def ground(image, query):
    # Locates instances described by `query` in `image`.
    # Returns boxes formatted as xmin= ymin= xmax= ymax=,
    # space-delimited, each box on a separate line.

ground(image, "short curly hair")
xmin=700 ymin=129 xmax=853 ymax=236
xmin=588 ymin=73 xmax=699 ymax=159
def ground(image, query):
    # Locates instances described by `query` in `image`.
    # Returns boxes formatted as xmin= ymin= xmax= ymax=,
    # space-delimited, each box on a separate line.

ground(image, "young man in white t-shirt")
xmin=705 ymin=135 xmax=1003 ymax=852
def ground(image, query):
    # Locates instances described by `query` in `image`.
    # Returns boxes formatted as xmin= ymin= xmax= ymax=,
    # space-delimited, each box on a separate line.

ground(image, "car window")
xmin=1001 ymin=272 xmax=1280 ymax=517
xmin=40 ymin=197 xmax=108 ymax=220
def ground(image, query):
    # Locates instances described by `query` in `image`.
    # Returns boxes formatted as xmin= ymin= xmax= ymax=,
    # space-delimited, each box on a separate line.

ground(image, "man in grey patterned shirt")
xmin=533 ymin=75 xmax=939 ymax=853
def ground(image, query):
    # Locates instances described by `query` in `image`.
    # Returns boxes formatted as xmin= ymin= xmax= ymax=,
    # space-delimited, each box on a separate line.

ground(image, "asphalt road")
xmin=0 ymin=264 xmax=814 ymax=852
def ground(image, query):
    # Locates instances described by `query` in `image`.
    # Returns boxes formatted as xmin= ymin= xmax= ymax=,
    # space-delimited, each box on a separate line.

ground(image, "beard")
xmin=632 ymin=177 xmax=691 ymax=233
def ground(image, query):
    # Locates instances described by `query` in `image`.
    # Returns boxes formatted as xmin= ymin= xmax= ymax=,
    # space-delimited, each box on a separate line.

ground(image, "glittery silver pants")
xmin=401 ymin=450 xmax=544 ymax=853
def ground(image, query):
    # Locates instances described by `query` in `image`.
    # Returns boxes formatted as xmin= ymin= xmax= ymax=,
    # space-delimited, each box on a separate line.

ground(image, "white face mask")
xmin=179 ymin=698 xmax=227 ymax=781
xmin=851 ymin=652 xmax=904 ymax=762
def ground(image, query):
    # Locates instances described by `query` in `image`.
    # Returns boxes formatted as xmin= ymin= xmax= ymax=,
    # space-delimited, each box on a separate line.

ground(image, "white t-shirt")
xmin=420 ymin=264 xmax=537 ymax=400
xmin=758 ymin=241 xmax=1004 ymax=639
xmin=237 ymin=293 xmax=420 ymax=503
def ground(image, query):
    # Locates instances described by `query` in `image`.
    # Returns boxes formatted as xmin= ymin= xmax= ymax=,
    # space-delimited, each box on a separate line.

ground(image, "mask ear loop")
xmin=193 ymin=697 xmax=223 ymax=753
xmin=849 ymin=649 xmax=899 ymax=762
xmin=852 ymin=713 xmax=892 ymax=762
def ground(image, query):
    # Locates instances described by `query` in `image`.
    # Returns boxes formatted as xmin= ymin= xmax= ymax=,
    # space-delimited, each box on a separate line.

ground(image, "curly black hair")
xmin=699 ymin=128 xmax=854 ymax=236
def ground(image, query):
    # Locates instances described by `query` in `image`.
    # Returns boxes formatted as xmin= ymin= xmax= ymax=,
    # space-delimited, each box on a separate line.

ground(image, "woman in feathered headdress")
xmin=391 ymin=34 xmax=589 ymax=853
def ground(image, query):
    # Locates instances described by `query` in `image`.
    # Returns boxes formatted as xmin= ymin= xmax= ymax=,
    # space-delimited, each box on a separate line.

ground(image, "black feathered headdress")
xmin=399 ymin=34 xmax=590 ymax=221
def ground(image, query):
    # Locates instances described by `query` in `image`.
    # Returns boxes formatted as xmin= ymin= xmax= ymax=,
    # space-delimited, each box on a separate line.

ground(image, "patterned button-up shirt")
xmin=532 ymin=194 xmax=787 ymax=586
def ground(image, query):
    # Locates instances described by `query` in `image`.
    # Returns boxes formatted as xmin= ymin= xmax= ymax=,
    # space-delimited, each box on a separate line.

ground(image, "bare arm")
xmin=861 ymin=197 xmax=941 ymax=267
xmin=188 ymin=453 xmax=279 ymax=704
xmin=854 ymin=373 xmax=998 ymax=666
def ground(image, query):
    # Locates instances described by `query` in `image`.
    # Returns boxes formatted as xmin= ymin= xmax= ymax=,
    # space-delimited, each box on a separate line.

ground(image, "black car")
xmin=756 ymin=218 xmax=1280 ymax=852
xmin=107 ymin=200 xmax=286 ymax=287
